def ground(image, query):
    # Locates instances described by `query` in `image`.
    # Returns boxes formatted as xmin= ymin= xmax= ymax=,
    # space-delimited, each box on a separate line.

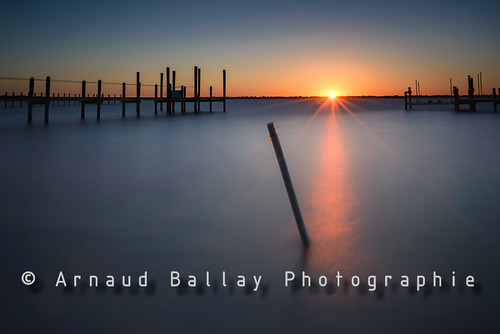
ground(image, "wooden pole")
xmin=27 ymin=77 xmax=34 ymax=123
xmin=181 ymin=85 xmax=185 ymax=113
xmin=166 ymin=67 xmax=171 ymax=113
xmin=404 ymin=91 xmax=408 ymax=111
xmin=172 ymin=70 xmax=176 ymax=92
xmin=408 ymin=86 xmax=412 ymax=110
xmin=194 ymin=66 xmax=198 ymax=112
xmin=167 ymin=83 xmax=172 ymax=114
xmin=223 ymin=69 xmax=226 ymax=112
xmin=468 ymin=75 xmax=475 ymax=112
xmin=197 ymin=67 xmax=201 ymax=111
xmin=122 ymin=82 xmax=126 ymax=117
xmin=155 ymin=84 xmax=158 ymax=115
xmin=136 ymin=72 xmax=141 ymax=117
xmin=97 ymin=79 xmax=102 ymax=120
xmin=267 ymin=122 xmax=310 ymax=247
xmin=172 ymin=70 xmax=176 ymax=113
xmin=160 ymin=72 xmax=164 ymax=111
xmin=210 ymin=85 xmax=212 ymax=112
xmin=44 ymin=76 xmax=50 ymax=123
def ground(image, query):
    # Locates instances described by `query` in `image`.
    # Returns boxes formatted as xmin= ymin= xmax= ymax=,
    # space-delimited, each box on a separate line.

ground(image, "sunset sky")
xmin=1 ymin=0 xmax=499 ymax=96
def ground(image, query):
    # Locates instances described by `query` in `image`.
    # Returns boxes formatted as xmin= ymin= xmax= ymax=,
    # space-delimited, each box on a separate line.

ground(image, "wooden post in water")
xmin=97 ymin=79 xmax=102 ymax=120
xmin=493 ymin=88 xmax=497 ymax=113
xmin=136 ymin=72 xmax=141 ymax=117
xmin=453 ymin=86 xmax=459 ymax=111
xmin=197 ymin=67 xmax=201 ymax=111
xmin=194 ymin=66 xmax=198 ymax=113
xmin=172 ymin=70 xmax=176 ymax=113
xmin=44 ymin=76 xmax=50 ymax=123
xmin=167 ymin=83 xmax=172 ymax=114
xmin=81 ymin=80 xmax=86 ymax=119
xmin=407 ymin=86 xmax=412 ymax=110
xmin=210 ymin=86 xmax=212 ymax=112
xmin=404 ymin=91 xmax=408 ymax=111
xmin=267 ymin=122 xmax=310 ymax=247
xmin=20 ymin=92 xmax=23 ymax=107
xmin=181 ymin=85 xmax=185 ymax=113
xmin=166 ymin=67 xmax=170 ymax=113
xmin=160 ymin=72 xmax=164 ymax=111
xmin=155 ymin=84 xmax=158 ymax=115
xmin=122 ymin=82 xmax=126 ymax=117
xmin=468 ymin=75 xmax=475 ymax=112
xmin=27 ymin=77 xmax=34 ymax=123
xmin=223 ymin=69 xmax=226 ymax=112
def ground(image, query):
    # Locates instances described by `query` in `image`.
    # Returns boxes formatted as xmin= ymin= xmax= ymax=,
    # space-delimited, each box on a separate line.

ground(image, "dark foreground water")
xmin=1 ymin=99 xmax=499 ymax=333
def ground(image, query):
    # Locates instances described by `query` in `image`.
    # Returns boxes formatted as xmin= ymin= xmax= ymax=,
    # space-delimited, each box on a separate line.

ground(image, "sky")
xmin=1 ymin=0 xmax=499 ymax=96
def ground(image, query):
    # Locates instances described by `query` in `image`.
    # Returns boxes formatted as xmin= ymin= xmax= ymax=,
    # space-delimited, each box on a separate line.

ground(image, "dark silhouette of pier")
xmin=404 ymin=75 xmax=499 ymax=113
xmin=0 ymin=66 xmax=227 ymax=123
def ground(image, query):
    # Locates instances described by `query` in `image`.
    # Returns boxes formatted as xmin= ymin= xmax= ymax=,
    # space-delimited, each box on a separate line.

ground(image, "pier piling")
xmin=136 ymin=72 xmax=141 ymax=117
xmin=45 ymin=76 xmax=50 ymax=123
xmin=97 ymin=80 xmax=102 ymax=120
xmin=155 ymin=84 xmax=158 ymax=115
xmin=81 ymin=80 xmax=86 ymax=119
xmin=160 ymin=72 xmax=163 ymax=111
xmin=27 ymin=77 xmax=34 ymax=123
xmin=122 ymin=82 xmax=126 ymax=117
xmin=223 ymin=69 xmax=226 ymax=112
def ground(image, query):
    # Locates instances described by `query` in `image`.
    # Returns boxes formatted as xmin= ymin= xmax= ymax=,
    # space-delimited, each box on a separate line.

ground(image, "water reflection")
xmin=303 ymin=99 xmax=363 ymax=277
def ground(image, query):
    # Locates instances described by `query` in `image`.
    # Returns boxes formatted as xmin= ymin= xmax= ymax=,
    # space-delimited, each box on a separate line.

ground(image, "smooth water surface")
xmin=1 ymin=99 xmax=499 ymax=333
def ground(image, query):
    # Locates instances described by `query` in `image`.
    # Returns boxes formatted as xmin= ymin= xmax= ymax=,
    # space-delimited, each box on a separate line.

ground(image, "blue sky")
xmin=1 ymin=0 xmax=499 ymax=96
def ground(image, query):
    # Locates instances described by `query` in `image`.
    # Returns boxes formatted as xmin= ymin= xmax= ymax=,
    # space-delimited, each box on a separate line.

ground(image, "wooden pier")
xmin=0 ymin=66 xmax=227 ymax=123
xmin=405 ymin=75 xmax=499 ymax=113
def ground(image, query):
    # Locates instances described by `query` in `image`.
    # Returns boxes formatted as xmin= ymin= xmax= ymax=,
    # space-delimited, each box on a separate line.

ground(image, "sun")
xmin=328 ymin=92 xmax=337 ymax=99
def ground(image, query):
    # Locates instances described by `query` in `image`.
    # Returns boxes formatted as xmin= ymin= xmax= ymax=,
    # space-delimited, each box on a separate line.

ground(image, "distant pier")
xmin=0 ymin=66 xmax=227 ymax=123
xmin=405 ymin=75 xmax=499 ymax=113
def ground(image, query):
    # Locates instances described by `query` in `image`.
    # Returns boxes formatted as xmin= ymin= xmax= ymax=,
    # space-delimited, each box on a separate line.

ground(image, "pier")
xmin=405 ymin=75 xmax=499 ymax=113
xmin=0 ymin=66 xmax=227 ymax=123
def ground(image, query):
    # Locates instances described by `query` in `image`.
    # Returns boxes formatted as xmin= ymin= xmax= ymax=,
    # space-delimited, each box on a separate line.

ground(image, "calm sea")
xmin=1 ymin=98 xmax=499 ymax=333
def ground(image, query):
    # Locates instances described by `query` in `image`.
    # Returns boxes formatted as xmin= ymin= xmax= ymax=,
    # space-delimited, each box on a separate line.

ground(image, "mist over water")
xmin=1 ymin=98 xmax=499 ymax=332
